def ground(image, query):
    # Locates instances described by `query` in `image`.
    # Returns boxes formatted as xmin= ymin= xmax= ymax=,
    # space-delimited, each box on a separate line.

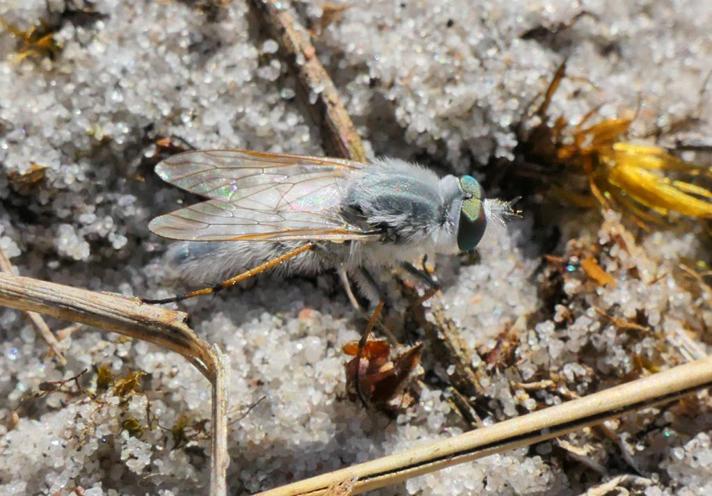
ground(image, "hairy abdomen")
xmin=163 ymin=240 xmax=327 ymax=287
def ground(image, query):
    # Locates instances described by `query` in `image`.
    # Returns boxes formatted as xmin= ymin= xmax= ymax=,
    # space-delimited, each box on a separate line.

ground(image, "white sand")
xmin=0 ymin=1 xmax=710 ymax=494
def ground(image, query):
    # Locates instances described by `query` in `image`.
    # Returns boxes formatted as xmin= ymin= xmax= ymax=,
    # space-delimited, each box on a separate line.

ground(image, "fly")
xmin=143 ymin=149 xmax=513 ymax=307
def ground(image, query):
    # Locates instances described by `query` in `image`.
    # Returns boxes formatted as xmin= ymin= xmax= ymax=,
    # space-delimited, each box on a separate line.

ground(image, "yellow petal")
xmin=609 ymin=165 xmax=712 ymax=218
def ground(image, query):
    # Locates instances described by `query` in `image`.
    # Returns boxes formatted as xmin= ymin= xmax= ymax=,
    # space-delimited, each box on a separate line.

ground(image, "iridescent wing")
xmin=149 ymin=149 xmax=377 ymax=242
xmin=154 ymin=149 xmax=365 ymax=200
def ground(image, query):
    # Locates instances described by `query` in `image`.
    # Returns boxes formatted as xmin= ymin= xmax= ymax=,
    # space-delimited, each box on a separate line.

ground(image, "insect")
xmin=143 ymin=149 xmax=513 ymax=308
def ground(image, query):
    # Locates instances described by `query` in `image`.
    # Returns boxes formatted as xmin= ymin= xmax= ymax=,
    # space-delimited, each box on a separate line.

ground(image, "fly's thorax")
xmin=340 ymin=161 xmax=488 ymax=259
xmin=340 ymin=163 xmax=443 ymax=244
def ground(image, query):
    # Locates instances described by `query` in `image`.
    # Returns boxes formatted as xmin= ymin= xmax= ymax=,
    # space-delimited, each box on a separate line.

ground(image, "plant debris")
xmin=520 ymin=63 xmax=712 ymax=224
xmin=343 ymin=338 xmax=423 ymax=412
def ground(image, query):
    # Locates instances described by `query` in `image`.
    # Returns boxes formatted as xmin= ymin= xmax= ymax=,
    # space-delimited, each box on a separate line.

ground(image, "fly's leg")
xmin=141 ymin=242 xmax=316 ymax=304
xmin=353 ymin=266 xmax=384 ymax=306
xmin=353 ymin=267 xmax=386 ymax=408
xmin=402 ymin=256 xmax=441 ymax=305
xmin=309 ymin=243 xmax=364 ymax=312
xmin=355 ymin=299 xmax=384 ymax=409
xmin=337 ymin=266 xmax=363 ymax=312
xmin=401 ymin=260 xmax=439 ymax=289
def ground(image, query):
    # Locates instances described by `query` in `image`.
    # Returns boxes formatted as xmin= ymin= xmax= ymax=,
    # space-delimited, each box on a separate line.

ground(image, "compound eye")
xmin=457 ymin=176 xmax=486 ymax=252
xmin=457 ymin=198 xmax=486 ymax=251
xmin=459 ymin=175 xmax=482 ymax=200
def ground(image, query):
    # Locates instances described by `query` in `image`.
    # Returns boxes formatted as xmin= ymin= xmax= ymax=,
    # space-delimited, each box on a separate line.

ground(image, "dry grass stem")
xmin=0 ymin=247 xmax=65 ymax=364
xmin=248 ymin=0 xmax=366 ymax=162
xmin=256 ymin=353 xmax=712 ymax=495
xmin=408 ymin=292 xmax=483 ymax=399
xmin=210 ymin=345 xmax=229 ymax=496
xmin=580 ymin=474 xmax=654 ymax=496
xmin=0 ymin=271 xmax=229 ymax=496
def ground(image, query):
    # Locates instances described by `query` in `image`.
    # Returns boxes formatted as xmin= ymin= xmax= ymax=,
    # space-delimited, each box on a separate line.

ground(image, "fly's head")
xmin=437 ymin=174 xmax=487 ymax=254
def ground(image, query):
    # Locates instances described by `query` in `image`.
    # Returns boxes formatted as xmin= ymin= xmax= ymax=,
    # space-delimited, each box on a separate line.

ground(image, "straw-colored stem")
xmin=256 ymin=354 xmax=712 ymax=495
xmin=210 ymin=346 xmax=229 ymax=496
xmin=0 ymin=272 xmax=210 ymax=375
xmin=0 ymin=248 xmax=66 ymax=364
xmin=0 ymin=271 xmax=228 ymax=496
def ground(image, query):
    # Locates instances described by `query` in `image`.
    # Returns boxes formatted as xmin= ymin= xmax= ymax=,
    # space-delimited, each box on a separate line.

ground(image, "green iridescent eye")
xmin=457 ymin=176 xmax=486 ymax=251
xmin=459 ymin=175 xmax=482 ymax=200
xmin=461 ymin=198 xmax=481 ymax=222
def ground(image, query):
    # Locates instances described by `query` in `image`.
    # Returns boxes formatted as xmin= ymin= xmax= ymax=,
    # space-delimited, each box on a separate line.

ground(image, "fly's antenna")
xmin=484 ymin=197 xmax=522 ymax=225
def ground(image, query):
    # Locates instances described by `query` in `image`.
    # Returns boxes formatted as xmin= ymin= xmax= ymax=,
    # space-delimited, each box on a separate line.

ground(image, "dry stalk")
xmin=210 ymin=345 xmax=229 ymax=496
xmin=256 ymin=354 xmax=712 ymax=495
xmin=580 ymin=474 xmax=654 ymax=496
xmin=248 ymin=0 xmax=366 ymax=162
xmin=427 ymin=300 xmax=485 ymax=397
xmin=401 ymin=284 xmax=484 ymax=400
xmin=0 ymin=247 xmax=65 ymax=364
xmin=0 ymin=271 xmax=229 ymax=496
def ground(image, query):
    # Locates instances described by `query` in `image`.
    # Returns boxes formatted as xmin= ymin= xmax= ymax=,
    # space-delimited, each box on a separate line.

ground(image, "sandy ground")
xmin=0 ymin=1 xmax=711 ymax=495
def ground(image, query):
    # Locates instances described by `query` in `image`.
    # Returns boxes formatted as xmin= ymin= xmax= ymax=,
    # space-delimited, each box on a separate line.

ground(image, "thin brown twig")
xmin=248 ymin=0 xmax=366 ymax=162
xmin=0 ymin=271 xmax=228 ymax=496
xmin=0 ymin=246 xmax=66 ymax=364
xmin=403 ymin=285 xmax=484 ymax=399
xmin=594 ymin=306 xmax=650 ymax=333
xmin=428 ymin=301 xmax=485 ymax=396
xmin=445 ymin=385 xmax=482 ymax=428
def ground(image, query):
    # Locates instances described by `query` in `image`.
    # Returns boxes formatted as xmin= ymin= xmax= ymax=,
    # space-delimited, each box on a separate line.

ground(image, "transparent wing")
xmin=150 ymin=150 xmax=376 ymax=242
xmin=155 ymin=149 xmax=365 ymax=200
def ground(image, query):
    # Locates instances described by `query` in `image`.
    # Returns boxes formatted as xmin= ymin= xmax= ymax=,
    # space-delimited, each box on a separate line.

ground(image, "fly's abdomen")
xmin=164 ymin=240 xmax=326 ymax=287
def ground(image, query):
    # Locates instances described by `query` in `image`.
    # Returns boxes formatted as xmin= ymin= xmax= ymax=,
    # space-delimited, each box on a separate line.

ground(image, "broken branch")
xmin=0 ymin=271 xmax=228 ymax=496
xmin=0 ymin=247 xmax=66 ymax=364
xmin=248 ymin=0 xmax=366 ymax=162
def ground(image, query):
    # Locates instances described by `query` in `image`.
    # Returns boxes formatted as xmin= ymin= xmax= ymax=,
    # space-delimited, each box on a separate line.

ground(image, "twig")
xmin=55 ymin=323 xmax=83 ymax=340
xmin=402 ymin=286 xmax=484 ymax=399
xmin=230 ymin=395 xmax=267 ymax=424
xmin=0 ymin=272 xmax=211 ymax=374
xmin=427 ymin=301 xmax=485 ymax=397
xmin=555 ymin=438 xmax=607 ymax=475
xmin=248 ymin=0 xmax=366 ymax=162
xmin=593 ymin=423 xmax=641 ymax=475
xmin=211 ymin=345 xmax=229 ymax=496
xmin=0 ymin=247 xmax=66 ymax=364
xmin=0 ymin=271 xmax=228 ymax=496
xmin=580 ymin=474 xmax=653 ymax=496
xmin=445 ymin=386 xmax=482 ymax=428
xmin=256 ymin=353 xmax=712 ymax=495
